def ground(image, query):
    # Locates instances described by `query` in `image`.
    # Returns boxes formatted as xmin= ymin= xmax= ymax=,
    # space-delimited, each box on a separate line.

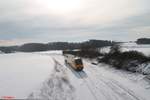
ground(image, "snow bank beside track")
xmin=28 ymin=58 xmax=75 ymax=100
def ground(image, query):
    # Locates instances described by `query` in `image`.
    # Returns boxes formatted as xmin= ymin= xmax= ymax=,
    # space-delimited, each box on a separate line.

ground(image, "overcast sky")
xmin=0 ymin=0 xmax=150 ymax=46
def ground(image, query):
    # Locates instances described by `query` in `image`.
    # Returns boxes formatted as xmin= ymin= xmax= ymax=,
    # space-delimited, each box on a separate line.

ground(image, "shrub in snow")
xmin=109 ymin=44 xmax=121 ymax=54
xmin=137 ymin=63 xmax=150 ymax=75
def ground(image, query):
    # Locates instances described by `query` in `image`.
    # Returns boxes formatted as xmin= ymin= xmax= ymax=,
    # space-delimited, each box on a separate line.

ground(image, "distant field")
xmin=101 ymin=42 xmax=150 ymax=56
xmin=121 ymin=43 xmax=150 ymax=56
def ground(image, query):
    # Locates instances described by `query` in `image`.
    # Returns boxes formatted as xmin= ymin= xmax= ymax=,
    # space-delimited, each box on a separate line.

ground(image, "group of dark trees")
xmin=0 ymin=39 xmax=115 ymax=53
xmin=0 ymin=46 xmax=18 ymax=53
xmin=136 ymin=38 xmax=150 ymax=44
xmin=99 ymin=45 xmax=150 ymax=74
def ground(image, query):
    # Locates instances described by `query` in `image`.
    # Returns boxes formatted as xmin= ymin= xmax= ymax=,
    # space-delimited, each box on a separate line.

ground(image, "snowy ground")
xmin=101 ymin=42 xmax=150 ymax=56
xmin=0 ymin=52 xmax=54 ymax=99
xmin=121 ymin=43 xmax=150 ymax=56
xmin=0 ymin=50 xmax=150 ymax=100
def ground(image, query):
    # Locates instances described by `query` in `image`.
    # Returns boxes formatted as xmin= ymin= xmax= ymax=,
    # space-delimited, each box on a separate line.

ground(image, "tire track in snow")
xmin=27 ymin=58 xmax=75 ymax=100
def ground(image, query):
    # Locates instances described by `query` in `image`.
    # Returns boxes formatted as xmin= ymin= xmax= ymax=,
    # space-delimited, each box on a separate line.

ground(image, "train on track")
xmin=63 ymin=50 xmax=84 ymax=71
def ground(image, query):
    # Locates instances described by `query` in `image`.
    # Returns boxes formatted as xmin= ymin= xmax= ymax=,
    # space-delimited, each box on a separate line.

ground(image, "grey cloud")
xmin=0 ymin=0 xmax=150 ymax=45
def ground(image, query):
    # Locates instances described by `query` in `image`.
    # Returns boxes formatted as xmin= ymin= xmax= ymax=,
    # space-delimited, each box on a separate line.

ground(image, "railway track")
xmin=64 ymin=57 xmax=145 ymax=100
xmin=86 ymin=61 xmax=145 ymax=100
xmin=64 ymin=61 xmax=99 ymax=100
xmin=55 ymin=58 xmax=143 ymax=100
xmin=37 ymin=53 xmax=147 ymax=100
xmin=78 ymin=71 xmax=99 ymax=100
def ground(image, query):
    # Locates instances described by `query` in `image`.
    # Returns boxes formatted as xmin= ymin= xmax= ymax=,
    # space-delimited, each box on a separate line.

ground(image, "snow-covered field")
xmin=101 ymin=42 xmax=150 ymax=56
xmin=0 ymin=52 xmax=54 ymax=99
xmin=121 ymin=43 xmax=150 ymax=56
xmin=0 ymin=50 xmax=150 ymax=100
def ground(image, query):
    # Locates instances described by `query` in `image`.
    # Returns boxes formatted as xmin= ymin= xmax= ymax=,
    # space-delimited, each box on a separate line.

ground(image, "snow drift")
xmin=28 ymin=58 xmax=75 ymax=100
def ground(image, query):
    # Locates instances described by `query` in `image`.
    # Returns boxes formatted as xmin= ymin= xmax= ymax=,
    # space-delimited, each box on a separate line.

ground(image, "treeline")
xmin=0 ymin=39 xmax=115 ymax=53
xmin=136 ymin=38 xmax=150 ymax=44
xmin=0 ymin=46 xmax=18 ymax=53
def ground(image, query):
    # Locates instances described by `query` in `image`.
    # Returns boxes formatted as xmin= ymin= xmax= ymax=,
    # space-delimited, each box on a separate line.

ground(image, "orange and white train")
xmin=63 ymin=53 xmax=84 ymax=71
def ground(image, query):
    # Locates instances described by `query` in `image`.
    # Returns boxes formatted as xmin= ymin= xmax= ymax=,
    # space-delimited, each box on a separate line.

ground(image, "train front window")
xmin=75 ymin=59 xmax=83 ymax=65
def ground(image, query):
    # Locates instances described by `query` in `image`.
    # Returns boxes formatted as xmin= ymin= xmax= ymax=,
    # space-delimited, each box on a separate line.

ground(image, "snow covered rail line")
xmin=64 ymin=60 xmax=99 ymax=100
xmin=26 ymin=52 xmax=150 ymax=100
xmin=86 ymin=61 xmax=145 ymax=100
xmin=76 ymin=71 xmax=99 ymax=100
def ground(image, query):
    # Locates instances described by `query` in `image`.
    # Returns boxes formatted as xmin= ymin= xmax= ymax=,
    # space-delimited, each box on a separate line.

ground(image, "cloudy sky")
xmin=0 ymin=0 xmax=150 ymax=45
